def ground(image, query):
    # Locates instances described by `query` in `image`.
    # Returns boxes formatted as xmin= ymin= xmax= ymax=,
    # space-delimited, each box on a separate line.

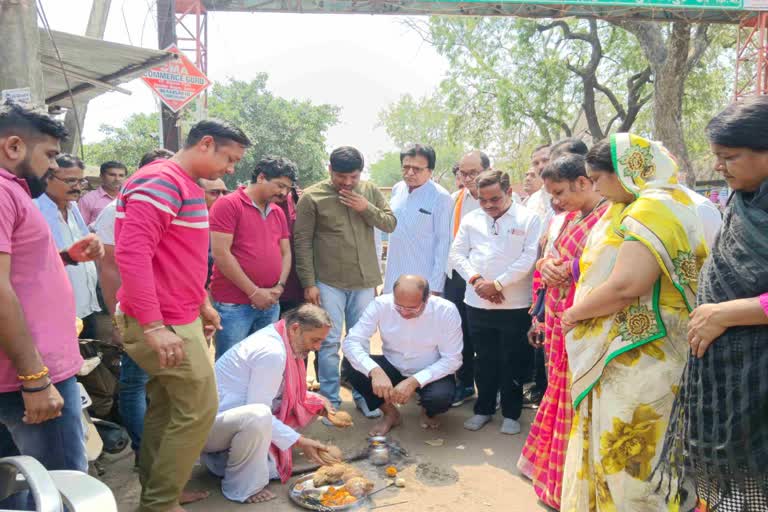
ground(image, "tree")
xmin=206 ymin=76 xmax=340 ymax=187
xmin=373 ymin=93 xmax=465 ymax=189
xmin=83 ymin=76 xmax=341 ymax=186
xmin=418 ymin=17 xmax=652 ymax=145
xmin=84 ymin=112 xmax=161 ymax=170
xmin=369 ymin=152 xmax=405 ymax=188
xmin=537 ymin=19 xmax=652 ymax=141
xmin=412 ymin=16 xmax=732 ymax=183
xmin=613 ymin=20 xmax=715 ymax=184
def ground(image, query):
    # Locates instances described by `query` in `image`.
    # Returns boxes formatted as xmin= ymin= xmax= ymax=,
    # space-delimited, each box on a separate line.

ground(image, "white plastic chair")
xmin=0 ymin=456 xmax=116 ymax=512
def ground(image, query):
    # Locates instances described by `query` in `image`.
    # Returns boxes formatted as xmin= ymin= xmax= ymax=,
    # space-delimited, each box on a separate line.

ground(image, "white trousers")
xmin=200 ymin=404 xmax=276 ymax=502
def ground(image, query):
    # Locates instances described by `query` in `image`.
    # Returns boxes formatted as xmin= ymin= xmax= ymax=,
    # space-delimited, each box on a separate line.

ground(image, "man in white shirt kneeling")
xmin=343 ymin=275 xmax=463 ymax=436
xmin=201 ymin=304 xmax=336 ymax=504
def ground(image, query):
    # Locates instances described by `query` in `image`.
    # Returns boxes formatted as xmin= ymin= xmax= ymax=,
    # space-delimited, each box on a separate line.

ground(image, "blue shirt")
xmin=383 ymin=180 xmax=453 ymax=293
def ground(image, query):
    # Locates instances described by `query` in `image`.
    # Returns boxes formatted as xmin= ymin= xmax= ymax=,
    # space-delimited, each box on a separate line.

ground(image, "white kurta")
xmin=201 ymin=324 xmax=300 ymax=502
xmin=384 ymin=180 xmax=453 ymax=293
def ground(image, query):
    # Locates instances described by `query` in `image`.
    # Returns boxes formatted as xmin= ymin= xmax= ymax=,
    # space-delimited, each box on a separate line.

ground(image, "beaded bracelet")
xmin=17 ymin=366 xmax=49 ymax=382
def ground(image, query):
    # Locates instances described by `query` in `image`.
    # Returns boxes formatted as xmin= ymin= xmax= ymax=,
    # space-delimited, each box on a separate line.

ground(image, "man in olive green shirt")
xmin=294 ymin=146 xmax=396 ymax=413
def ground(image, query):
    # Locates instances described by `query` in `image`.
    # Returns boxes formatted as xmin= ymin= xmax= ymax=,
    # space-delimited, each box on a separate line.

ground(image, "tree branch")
xmin=594 ymin=81 xmax=626 ymax=120
xmin=686 ymin=23 xmax=711 ymax=73
xmin=605 ymin=113 xmax=622 ymax=135
xmin=541 ymin=114 xmax=573 ymax=138
xmin=537 ymin=20 xmax=595 ymax=45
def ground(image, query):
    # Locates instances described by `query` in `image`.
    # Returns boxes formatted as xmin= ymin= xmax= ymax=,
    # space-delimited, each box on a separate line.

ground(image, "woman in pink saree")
xmin=518 ymin=153 xmax=608 ymax=509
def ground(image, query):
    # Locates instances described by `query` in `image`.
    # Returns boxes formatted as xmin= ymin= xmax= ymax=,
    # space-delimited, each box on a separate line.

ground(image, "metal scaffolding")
xmin=736 ymin=11 xmax=768 ymax=99
xmin=174 ymin=0 xmax=208 ymax=108
xmin=171 ymin=1 xmax=768 ymax=101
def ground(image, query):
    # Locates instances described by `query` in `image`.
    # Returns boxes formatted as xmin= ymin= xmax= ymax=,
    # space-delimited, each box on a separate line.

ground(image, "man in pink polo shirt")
xmin=114 ymin=119 xmax=250 ymax=512
xmin=0 ymin=103 xmax=102 ymax=487
xmin=78 ymin=160 xmax=127 ymax=225
xmin=210 ymin=155 xmax=294 ymax=359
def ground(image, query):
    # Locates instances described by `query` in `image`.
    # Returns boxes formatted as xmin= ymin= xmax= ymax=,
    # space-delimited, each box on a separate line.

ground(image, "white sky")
xmin=39 ymin=0 xmax=449 ymax=164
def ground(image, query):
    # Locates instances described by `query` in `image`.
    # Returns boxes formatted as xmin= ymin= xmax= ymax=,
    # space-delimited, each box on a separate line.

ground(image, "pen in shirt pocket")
xmin=418 ymin=208 xmax=432 ymax=215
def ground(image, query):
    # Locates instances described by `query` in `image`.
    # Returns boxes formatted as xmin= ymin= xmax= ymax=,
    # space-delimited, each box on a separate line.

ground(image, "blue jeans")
xmin=316 ymin=282 xmax=374 ymax=407
xmin=0 ymin=376 xmax=87 ymax=472
xmin=214 ymin=302 xmax=280 ymax=360
xmin=119 ymin=353 xmax=148 ymax=453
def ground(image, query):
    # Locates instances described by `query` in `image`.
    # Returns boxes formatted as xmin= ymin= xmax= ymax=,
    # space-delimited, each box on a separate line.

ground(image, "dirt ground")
xmin=100 ymin=332 xmax=552 ymax=512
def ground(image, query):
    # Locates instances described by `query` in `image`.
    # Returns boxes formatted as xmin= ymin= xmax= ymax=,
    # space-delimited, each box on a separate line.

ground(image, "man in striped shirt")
xmin=114 ymin=120 xmax=250 ymax=512
xmin=383 ymin=144 xmax=453 ymax=295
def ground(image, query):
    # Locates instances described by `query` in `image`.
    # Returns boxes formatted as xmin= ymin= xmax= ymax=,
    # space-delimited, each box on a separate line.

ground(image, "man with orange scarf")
xmin=200 ymin=305 xmax=336 ymax=504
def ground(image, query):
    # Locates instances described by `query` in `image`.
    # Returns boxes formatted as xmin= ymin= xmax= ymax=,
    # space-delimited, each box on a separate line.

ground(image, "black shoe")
xmin=523 ymin=387 xmax=544 ymax=409
xmin=451 ymin=386 xmax=476 ymax=407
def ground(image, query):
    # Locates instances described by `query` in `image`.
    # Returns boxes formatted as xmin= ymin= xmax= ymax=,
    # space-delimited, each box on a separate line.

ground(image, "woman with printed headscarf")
xmin=559 ymin=133 xmax=707 ymax=511
xmin=656 ymin=97 xmax=768 ymax=512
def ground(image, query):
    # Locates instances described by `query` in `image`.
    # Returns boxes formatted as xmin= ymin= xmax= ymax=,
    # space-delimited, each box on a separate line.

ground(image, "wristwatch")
xmin=493 ymin=280 xmax=503 ymax=292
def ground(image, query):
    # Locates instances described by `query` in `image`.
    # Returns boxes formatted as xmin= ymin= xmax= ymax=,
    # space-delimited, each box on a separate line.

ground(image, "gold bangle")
xmin=18 ymin=366 xmax=49 ymax=382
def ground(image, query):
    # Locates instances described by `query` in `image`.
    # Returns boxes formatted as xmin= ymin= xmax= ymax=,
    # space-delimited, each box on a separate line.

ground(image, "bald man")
xmin=343 ymin=275 xmax=463 ymax=435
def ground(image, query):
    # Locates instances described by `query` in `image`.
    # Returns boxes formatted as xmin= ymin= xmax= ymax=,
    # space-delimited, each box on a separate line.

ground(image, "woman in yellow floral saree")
xmin=559 ymin=133 xmax=708 ymax=512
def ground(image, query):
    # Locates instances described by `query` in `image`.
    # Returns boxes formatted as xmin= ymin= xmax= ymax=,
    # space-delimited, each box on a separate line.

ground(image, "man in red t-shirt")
xmin=210 ymin=156 xmax=295 ymax=359
xmin=115 ymin=119 xmax=250 ymax=512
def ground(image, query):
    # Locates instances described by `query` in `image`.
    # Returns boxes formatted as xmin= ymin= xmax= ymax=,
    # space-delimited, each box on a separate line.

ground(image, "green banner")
xmin=452 ymin=0 xmax=744 ymax=9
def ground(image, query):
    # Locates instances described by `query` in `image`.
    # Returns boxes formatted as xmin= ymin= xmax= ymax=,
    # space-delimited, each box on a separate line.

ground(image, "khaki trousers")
xmin=117 ymin=313 xmax=218 ymax=512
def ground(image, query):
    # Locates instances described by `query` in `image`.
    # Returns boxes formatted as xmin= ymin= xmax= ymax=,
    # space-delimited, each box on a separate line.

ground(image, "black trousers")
xmin=444 ymin=271 xmax=473 ymax=388
xmin=467 ymin=306 xmax=532 ymax=420
xmin=347 ymin=355 xmax=456 ymax=418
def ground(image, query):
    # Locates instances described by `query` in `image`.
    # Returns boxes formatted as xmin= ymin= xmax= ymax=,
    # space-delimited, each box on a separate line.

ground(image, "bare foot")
xmin=245 ymin=488 xmax=276 ymax=504
xmin=179 ymin=489 xmax=210 ymax=505
xmin=420 ymin=409 xmax=440 ymax=430
xmin=369 ymin=404 xmax=401 ymax=436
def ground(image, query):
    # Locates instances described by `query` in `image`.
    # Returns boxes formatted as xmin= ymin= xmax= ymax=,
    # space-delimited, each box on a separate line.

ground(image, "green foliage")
xmin=369 ymin=152 xmax=404 ymax=188
xmin=428 ymin=17 xmax=651 ymax=144
xmin=83 ymin=112 xmax=161 ymax=170
xmin=372 ymin=93 xmax=465 ymax=190
xmin=84 ymin=76 xmax=340 ymax=186
xmin=683 ymin=26 xmax=736 ymax=178
xmin=206 ymin=76 xmax=340 ymax=187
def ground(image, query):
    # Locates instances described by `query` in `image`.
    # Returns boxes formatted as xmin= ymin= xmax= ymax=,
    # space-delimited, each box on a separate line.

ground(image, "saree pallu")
xmin=657 ymin=181 xmax=768 ymax=512
xmin=561 ymin=134 xmax=708 ymax=512
xmin=518 ymin=203 xmax=608 ymax=510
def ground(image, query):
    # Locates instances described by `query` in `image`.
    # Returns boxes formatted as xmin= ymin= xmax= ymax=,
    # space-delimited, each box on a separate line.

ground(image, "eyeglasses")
xmin=459 ymin=170 xmax=481 ymax=180
xmin=491 ymin=219 xmax=499 ymax=236
xmin=394 ymin=303 xmax=425 ymax=315
xmin=402 ymin=165 xmax=429 ymax=174
xmin=50 ymin=175 xmax=88 ymax=187
xmin=206 ymin=189 xmax=230 ymax=196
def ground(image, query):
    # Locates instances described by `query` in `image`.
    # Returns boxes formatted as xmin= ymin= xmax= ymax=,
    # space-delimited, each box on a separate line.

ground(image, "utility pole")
xmin=0 ymin=0 xmax=45 ymax=106
xmin=157 ymin=0 xmax=180 ymax=151
xmin=62 ymin=0 xmax=112 ymax=155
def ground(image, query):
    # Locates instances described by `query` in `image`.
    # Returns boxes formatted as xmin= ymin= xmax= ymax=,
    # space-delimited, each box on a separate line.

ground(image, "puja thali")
xmin=289 ymin=473 xmax=369 ymax=511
